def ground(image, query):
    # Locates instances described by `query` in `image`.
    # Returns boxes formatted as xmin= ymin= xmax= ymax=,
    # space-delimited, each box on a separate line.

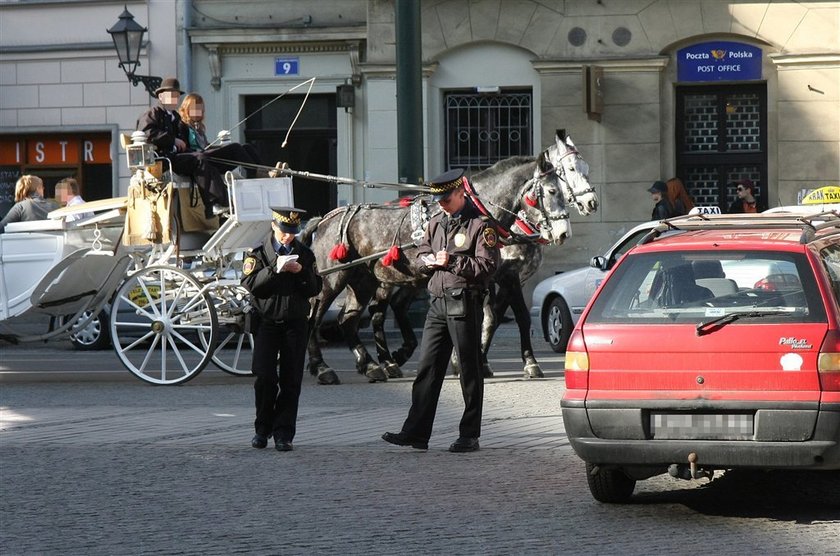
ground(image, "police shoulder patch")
xmin=482 ymin=226 xmax=497 ymax=248
xmin=243 ymin=256 xmax=257 ymax=276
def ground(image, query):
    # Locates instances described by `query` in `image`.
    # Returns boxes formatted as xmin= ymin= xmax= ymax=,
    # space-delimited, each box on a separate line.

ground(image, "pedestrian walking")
xmin=241 ymin=207 xmax=321 ymax=452
xmin=648 ymin=180 xmax=675 ymax=220
xmin=382 ymin=169 xmax=500 ymax=453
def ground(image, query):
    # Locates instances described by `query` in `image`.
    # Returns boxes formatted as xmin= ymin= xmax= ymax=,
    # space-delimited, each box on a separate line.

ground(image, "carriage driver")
xmin=241 ymin=207 xmax=322 ymax=452
xmin=383 ymin=169 xmax=500 ymax=453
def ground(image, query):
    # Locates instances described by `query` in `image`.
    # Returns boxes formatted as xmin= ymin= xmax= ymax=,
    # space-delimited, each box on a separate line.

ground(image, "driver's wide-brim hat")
xmin=154 ymin=77 xmax=184 ymax=97
xmin=271 ymin=206 xmax=306 ymax=234
xmin=429 ymin=168 xmax=465 ymax=201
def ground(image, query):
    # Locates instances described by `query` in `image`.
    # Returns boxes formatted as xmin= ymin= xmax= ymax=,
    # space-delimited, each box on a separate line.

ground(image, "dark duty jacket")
xmin=415 ymin=198 xmax=501 ymax=298
xmin=241 ymin=237 xmax=322 ymax=323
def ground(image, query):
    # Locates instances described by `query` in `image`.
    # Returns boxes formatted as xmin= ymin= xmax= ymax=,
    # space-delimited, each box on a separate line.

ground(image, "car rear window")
xmin=586 ymin=250 xmax=826 ymax=324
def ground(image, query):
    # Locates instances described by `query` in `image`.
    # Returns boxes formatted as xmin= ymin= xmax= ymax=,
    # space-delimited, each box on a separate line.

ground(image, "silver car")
xmin=530 ymin=220 xmax=657 ymax=352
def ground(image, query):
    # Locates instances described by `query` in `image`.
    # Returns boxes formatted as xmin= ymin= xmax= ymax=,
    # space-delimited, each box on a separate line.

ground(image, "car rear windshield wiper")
xmin=696 ymin=310 xmax=788 ymax=336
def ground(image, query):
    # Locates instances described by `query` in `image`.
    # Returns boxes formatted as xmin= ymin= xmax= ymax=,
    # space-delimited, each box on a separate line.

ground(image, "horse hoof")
xmin=524 ymin=363 xmax=544 ymax=379
xmin=482 ymin=363 xmax=494 ymax=379
xmin=384 ymin=361 xmax=403 ymax=379
xmin=317 ymin=369 xmax=341 ymax=385
xmin=365 ymin=365 xmax=388 ymax=383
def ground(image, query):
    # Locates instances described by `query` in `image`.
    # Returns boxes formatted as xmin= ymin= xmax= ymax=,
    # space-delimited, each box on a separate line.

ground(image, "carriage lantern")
xmin=107 ymin=7 xmax=162 ymax=98
xmin=126 ymin=131 xmax=156 ymax=170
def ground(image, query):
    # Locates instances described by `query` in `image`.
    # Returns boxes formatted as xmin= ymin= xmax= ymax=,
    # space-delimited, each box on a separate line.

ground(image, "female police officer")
xmin=382 ymin=169 xmax=500 ymax=452
xmin=241 ymin=207 xmax=321 ymax=451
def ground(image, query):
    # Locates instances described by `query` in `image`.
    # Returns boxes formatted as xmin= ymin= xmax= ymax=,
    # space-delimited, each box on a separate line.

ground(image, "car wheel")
xmin=67 ymin=310 xmax=111 ymax=351
xmin=545 ymin=296 xmax=572 ymax=353
xmin=585 ymin=463 xmax=636 ymax=503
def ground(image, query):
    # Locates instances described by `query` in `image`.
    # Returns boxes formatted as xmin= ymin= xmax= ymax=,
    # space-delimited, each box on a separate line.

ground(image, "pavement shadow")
xmin=633 ymin=469 xmax=840 ymax=523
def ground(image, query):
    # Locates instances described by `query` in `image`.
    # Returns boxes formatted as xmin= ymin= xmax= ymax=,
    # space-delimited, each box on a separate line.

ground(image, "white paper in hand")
xmin=276 ymin=254 xmax=299 ymax=272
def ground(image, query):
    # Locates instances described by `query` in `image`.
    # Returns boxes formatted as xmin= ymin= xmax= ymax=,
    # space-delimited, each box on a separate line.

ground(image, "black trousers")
xmin=168 ymin=152 xmax=228 ymax=207
xmin=401 ymin=293 xmax=484 ymax=441
xmin=252 ymin=319 xmax=308 ymax=442
xmin=202 ymin=143 xmax=262 ymax=178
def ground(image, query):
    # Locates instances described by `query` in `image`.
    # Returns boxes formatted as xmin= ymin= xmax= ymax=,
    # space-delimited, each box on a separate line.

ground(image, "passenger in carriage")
xmin=178 ymin=92 xmax=263 ymax=178
xmin=135 ymin=77 xmax=228 ymax=219
xmin=55 ymin=177 xmax=93 ymax=222
xmin=0 ymin=175 xmax=60 ymax=233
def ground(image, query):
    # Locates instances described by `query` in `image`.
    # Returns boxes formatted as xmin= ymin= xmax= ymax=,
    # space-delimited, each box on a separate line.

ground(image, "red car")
xmin=562 ymin=211 xmax=840 ymax=502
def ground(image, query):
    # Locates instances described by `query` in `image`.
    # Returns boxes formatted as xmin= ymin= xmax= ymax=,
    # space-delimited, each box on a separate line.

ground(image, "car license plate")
xmin=650 ymin=413 xmax=754 ymax=440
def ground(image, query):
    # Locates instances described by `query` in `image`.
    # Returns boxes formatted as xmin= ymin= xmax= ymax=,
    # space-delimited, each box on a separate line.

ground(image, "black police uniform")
xmin=241 ymin=213 xmax=321 ymax=447
xmin=397 ymin=175 xmax=500 ymax=448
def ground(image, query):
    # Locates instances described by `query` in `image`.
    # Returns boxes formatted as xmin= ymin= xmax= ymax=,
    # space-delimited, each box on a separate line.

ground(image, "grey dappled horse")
xmin=303 ymin=134 xmax=597 ymax=384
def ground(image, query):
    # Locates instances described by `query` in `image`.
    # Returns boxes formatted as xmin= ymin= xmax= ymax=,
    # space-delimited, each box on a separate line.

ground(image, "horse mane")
xmin=472 ymin=156 xmax=536 ymax=180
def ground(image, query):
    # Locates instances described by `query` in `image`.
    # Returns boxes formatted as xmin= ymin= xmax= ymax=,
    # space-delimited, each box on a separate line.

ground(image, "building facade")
xmin=1 ymin=0 xmax=838 ymax=280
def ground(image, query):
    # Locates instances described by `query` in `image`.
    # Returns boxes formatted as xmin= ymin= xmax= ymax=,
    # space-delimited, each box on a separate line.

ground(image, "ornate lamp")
xmin=107 ymin=7 xmax=162 ymax=97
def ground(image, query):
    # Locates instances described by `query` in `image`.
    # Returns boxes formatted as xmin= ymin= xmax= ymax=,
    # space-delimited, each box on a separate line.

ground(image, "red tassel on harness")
xmin=524 ymin=193 xmax=538 ymax=207
xmin=381 ymin=245 xmax=401 ymax=267
xmin=399 ymin=197 xmax=412 ymax=208
xmin=329 ymin=243 xmax=349 ymax=261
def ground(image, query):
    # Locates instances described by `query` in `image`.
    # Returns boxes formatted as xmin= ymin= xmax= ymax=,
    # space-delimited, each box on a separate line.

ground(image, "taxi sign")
xmin=688 ymin=206 xmax=722 ymax=215
xmin=801 ymin=186 xmax=840 ymax=205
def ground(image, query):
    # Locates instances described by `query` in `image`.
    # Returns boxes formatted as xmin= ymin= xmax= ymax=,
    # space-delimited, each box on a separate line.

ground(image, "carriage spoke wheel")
xmin=110 ymin=266 xmax=218 ymax=385
xmin=206 ymin=284 xmax=254 ymax=376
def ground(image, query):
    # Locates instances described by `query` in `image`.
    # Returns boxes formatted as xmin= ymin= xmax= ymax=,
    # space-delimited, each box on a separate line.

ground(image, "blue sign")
xmin=275 ymin=57 xmax=300 ymax=76
xmin=677 ymin=41 xmax=762 ymax=82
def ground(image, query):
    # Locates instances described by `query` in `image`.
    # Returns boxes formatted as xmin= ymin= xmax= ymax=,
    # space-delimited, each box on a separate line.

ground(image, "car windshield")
xmin=586 ymin=250 xmax=827 ymax=324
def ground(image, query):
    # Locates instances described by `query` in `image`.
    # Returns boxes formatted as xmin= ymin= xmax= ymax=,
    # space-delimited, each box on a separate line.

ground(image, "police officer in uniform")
xmin=382 ymin=169 xmax=500 ymax=452
xmin=241 ymin=207 xmax=321 ymax=451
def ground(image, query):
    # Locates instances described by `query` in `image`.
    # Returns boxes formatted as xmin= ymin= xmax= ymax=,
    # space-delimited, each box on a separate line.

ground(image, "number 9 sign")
xmin=275 ymin=57 xmax=300 ymax=76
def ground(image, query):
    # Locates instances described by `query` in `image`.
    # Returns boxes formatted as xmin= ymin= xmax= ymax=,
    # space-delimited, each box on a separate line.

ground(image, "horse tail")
xmin=300 ymin=216 xmax=321 ymax=246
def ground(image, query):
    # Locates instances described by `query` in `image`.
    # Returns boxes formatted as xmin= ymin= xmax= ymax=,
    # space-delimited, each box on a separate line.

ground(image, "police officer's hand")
xmin=279 ymin=261 xmax=302 ymax=273
xmin=175 ymin=138 xmax=187 ymax=152
xmin=434 ymin=250 xmax=449 ymax=267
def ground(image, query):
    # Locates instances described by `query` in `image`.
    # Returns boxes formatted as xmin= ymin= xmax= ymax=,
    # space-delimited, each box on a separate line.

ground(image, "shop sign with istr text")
xmin=677 ymin=41 xmax=762 ymax=82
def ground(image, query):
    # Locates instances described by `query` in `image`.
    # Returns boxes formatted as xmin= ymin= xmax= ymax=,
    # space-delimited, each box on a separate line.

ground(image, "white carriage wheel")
xmin=206 ymin=283 xmax=254 ymax=376
xmin=110 ymin=265 xmax=218 ymax=385
xmin=209 ymin=329 xmax=254 ymax=376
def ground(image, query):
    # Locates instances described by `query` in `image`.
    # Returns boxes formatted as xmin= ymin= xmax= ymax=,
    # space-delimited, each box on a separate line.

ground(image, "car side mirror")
xmin=591 ymin=255 xmax=607 ymax=270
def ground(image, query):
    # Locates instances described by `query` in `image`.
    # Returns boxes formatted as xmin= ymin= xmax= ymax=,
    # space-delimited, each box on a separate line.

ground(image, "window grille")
xmin=444 ymin=90 xmax=532 ymax=171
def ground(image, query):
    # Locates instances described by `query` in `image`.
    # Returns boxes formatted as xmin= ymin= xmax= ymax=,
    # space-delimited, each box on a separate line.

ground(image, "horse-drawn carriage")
xmin=0 ymin=132 xmax=293 ymax=385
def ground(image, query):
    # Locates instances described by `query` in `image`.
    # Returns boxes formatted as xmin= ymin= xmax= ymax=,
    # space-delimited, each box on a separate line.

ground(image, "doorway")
xmin=675 ymin=83 xmax=768 ymax=210
xmin=244 ymin=94 xmax=337 ymax=217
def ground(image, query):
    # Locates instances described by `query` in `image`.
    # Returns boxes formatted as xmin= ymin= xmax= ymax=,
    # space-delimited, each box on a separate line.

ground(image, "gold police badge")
xmin=243 ymin=256 xmax=257 ymax=276
xmin=482 ymin=227 xmax=497 ymax=248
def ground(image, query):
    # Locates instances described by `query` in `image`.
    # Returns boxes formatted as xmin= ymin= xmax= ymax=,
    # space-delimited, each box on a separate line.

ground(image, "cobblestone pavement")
xmin=1 ymin=324 xmax=839 ymax=555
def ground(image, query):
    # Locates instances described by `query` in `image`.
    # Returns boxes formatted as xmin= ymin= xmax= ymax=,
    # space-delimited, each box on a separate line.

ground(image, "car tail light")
xmin=564 ymin=329 xmax=589 ymax=389
xmin=818 ymin=329 xmax=840 ymax=391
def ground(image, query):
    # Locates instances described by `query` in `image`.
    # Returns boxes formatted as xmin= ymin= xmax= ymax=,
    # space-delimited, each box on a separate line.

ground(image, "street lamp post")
xmin=107 ymin=7 xmax=162 ymax=98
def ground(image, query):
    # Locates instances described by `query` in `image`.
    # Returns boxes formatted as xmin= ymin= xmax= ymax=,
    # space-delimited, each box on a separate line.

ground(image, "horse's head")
xmin=547 ymin=133 xmax=599 ymax=216
xmin=518 ymin=157 xmax=571 ymax=245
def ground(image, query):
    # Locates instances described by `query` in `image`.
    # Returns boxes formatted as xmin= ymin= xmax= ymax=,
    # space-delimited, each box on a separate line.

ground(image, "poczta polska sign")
xmin=677 ymin=41 xmax=762 ymax=82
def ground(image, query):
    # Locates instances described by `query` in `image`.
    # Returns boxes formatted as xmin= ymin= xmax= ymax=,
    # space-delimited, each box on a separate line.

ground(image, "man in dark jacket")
xmin=241 ymin=207 xmax=321 ymax=452
xmin=136 ymin=76 xmax=227 ymax=218
xmin=382 ymin=169 xmax=500 ymax=453
xmin=648 ymin=180 xmax=675 ymax=220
